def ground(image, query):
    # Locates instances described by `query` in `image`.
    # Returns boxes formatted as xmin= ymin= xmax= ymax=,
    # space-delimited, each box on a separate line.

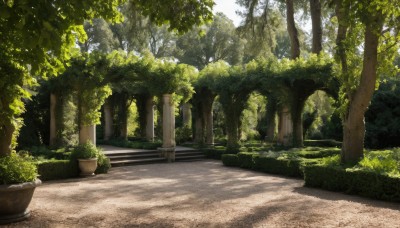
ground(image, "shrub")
xmin=252 ymin=155 xmax=303 ymax=177
xmin=71 ymin=142 xmax=98 ymax=159
xmin=203 ymin=148 xmax=225 ymax=159
xmin=141 ymin=142 xmax=162 ymax=150
xmin=0 ymin=153 xmax=38 ymax=184
xmin=237 ymin=152 xmax=256 ymax=169
xmin=221 ymin=154 xmax=240 ymax=167
xmin=357 ymin=151 xmax=400 ymax=176
xmin=22 ymin=146 xmax=72 ymax=160
xmin=175 ymin=125 xmax=192 ymax=144
xmin=304 ymin=139 xmax=342 ymax=147
xmin=296 ymin=147 xmax=340 ymax=158
xmin=303 ymin=164 xmax=400 ymax=202
xmin=320 ymin=154 xmax=341 ymax=167
xmin=70 ymin=142 xmax=111 ymax=174
xmin=36 ymin=160 xmax=78 ymax=181
xmin=95 ymin=150 xmax=111 ymax=174
xmin=99 ymin=139 xmax=161 ymax=150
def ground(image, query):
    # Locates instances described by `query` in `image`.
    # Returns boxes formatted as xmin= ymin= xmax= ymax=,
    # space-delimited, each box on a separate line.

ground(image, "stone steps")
xmin=103 ymin=146 xmax=205 ymax=167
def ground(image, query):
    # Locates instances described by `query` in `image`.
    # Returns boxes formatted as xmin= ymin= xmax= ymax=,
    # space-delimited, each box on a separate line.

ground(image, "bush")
xmin=99 ymin=139 xmax=162 ymax=150
xmin=357 ymin=150 xmax=400 ymax=176
xmin=141 ymin=142 xmax=161 ymax=150
xmin=95 ymin=151 xmax=111 ymax=174
xmin=221 ymin=154 xmax=240 ymax=167
xmin=175 ymin=126 xmax=192 ymax=145
xmin=203 ymin=148 xmax=225 ymax=159
xmin=0 ymin=153 xmax=38 ymax=184
xmin=296 ymin=147 xmax=340 ymax=159
xmin=237 ymin=152 xmax=256 ymax=169
xmin=365 ymin=79 xmax=400 ymax=149
xmin=36 ymin=160 xmax=78 ymax=181
xmin=304 ymin=139 xmax=342 ymax=147
xmin=71 ymin=142 xmax=98 ymax=159
xmin=252 ymin=155 xmax=303 ymax=177
xmin=303 ymin=165 xmax=400 ymax=202
xmin=22 ymin=146 xmax=72 ymax=160
xmin=70 ymin=142 xmax=111 ymax=174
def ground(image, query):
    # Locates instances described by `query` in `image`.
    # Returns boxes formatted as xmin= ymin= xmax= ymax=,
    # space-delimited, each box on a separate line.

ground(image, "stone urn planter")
xmin=78 ymin=158 xmax=98 ymax=177
xmin=0 ymin=179 xmax=42 ymax=224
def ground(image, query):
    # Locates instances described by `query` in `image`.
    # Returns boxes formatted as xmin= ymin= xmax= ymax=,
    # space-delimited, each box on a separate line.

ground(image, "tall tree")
xmin=285 ymin=0 xmax=300 ymax=59
xmin=309 ymin=0 xmax=322 ymax=54
xmin=175 ymin=13 xmax=244 ymax=70
xmin=334 ymin=0 xmax=400 ymax=162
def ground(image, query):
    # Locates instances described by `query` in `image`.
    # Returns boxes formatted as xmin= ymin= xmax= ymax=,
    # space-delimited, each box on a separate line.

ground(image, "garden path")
xmin=7 ymin=161 xmax=400 ymax=227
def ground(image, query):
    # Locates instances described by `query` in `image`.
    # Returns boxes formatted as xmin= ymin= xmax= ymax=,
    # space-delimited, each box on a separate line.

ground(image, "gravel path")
xmin=6 ymin=160 xmax=400 ymax=227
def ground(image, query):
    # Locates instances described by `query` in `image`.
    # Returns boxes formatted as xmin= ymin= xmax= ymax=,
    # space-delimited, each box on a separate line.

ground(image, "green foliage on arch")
xmin=57 ymin=53 xmax=112 ymax=126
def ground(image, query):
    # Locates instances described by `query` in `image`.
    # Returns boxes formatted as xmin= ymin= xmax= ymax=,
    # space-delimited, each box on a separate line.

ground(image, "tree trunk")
xmin=291 ymin=99 xmax=306 ymax=147
xmin=286 ymin=0 xmax=300 ymax=59
xmin=194 ymin=112 xmax=204 ymax=145
xmin=335 ymin=0 xmax=349 ymax=74
xmin=202 ymin=95 xmax=215 ymax=145
xmin=310 ymin=0 xmax=322 ymax=54
xmin=0 ymin=122 xmax=15 ymax=156
xmin=49 ymin=93 xmax=58 ymax=146
xmin=192 ymin=97 xmax=205 ymax=145
xmin=342 ymin=22 xmax=382 ymax=163
xmin=117 ymin=96 xmax=129 ymax=140
xmin=226 ymin=114 xmax=239 ymax=152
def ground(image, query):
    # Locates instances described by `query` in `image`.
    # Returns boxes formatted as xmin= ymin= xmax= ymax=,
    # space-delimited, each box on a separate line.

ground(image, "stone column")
xmin=182 ymin=103 xmax=192 ymax=127
xmin=194 ymin=115 xmax=204 ymax=144
xmin=79 ymin=106 xmax=96 ymax=145
xmin=158 ymin=94 xmax=176 ymax=162
xmin=145 ymin=97 xmax=154 ymax=141
xmin=79 ymin=124 xmax=96 ymax=145
xmin=49 ymin=93 xmax=57 ymax=146
xmin=281 ymin=107 xmax=293 ymax=147
xmin=103 ymin=98 xmax=113 ymax=140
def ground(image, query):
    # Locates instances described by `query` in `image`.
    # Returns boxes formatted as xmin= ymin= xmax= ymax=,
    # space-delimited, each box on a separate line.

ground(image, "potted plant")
xmin=0 ymin=152 xmax=41 ymax=224
xmin=71 ymin=142 xmax=99 ymax=177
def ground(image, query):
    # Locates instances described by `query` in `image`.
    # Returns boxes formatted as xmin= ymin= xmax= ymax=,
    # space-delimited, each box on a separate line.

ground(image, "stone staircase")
xmin=101 ymin=145 xmax=205 ymax=167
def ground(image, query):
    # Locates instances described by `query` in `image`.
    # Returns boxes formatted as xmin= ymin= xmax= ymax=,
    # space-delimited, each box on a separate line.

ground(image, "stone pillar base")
xmin=157 ymin=147 xmax=175 ymax=163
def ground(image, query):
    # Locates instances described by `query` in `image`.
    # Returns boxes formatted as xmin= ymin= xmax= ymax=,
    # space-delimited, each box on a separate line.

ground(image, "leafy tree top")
xmin=195 ymin=61 xmax=230 ymax=92
xmin=1 ymin=0 xmax=124 ymax=75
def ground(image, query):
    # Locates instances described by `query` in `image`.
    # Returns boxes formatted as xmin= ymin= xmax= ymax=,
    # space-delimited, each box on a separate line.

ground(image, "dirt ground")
xmin=5 ymin=160 xmax=400 ymax=228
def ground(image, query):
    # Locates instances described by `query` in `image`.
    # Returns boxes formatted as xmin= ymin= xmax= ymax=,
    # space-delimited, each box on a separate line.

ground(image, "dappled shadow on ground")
xmin=293 ymin=186 xmax=400 ymax=211
xmin=7 ymin=160 xmax=400 ymax=227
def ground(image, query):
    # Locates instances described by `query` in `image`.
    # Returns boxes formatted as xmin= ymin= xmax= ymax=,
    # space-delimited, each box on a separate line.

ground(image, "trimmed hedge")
xmin=36 ymin=156 xmax=110 ymax=181
xmin=237 ymin=152 xmax=256 ymax=169
xmin=222 ymin=152 xmax=321 ymax=178
xmin=203 ymin=148 xmax=226 ymax=159
xmin=304 ymin=139 xmax=342 ymax=147
xmin=296 ymin=148 xmax=340 ymax=159
xmin=304 ymin=165 xmax=400 ymax=202
xmin=252 ymin=155 xmax=303 ymax=177
xmin=98 ymin=139 xmax=162 ymax=150
xmin=36 ymin=160 xmax=79 ymax=181
xmin=221 ymin=154 xmax=240 ymax=167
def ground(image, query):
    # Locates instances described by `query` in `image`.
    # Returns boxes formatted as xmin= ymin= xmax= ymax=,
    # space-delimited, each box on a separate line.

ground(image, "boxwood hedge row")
xmin=221 ymin=150 xmax=400 ymax=202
